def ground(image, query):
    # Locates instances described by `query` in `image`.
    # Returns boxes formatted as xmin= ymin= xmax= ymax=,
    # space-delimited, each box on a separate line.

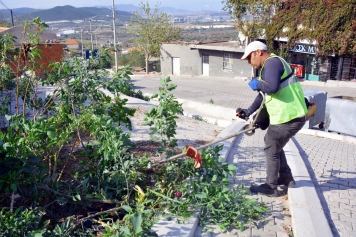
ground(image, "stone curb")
xmin=284 ymin=139 xmax=333 ymax=237
xmin=142 ymin=93 xmax=239 ymax=128
xmin=177 ymin=98 xmax=237 ymax=128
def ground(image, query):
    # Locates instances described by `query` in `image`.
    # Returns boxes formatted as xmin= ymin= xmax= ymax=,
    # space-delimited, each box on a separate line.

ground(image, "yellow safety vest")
xmin=259 ymin=54 xmax=307 ymax=124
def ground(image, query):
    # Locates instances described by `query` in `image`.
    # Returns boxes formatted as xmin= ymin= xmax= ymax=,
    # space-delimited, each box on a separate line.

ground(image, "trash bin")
xmin=290 ymin=64 xmax=305 ymax=77
xmin=303 ymin=90 xmax=327 ymax=129
xmin=296 ymin=64 xmax=305 ymax=77
xmin=290 ymin=64 xmax=297 ymax=75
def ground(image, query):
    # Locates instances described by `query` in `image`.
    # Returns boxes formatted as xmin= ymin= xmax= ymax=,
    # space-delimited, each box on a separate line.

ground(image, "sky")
xmin=1 ymin=0 xmax=225 ymax=11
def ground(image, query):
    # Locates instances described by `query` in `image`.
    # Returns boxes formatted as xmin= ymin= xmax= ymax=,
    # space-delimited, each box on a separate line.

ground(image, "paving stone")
xmin=238 ymin=227 xmax=252 ymax=237
xmin=322 ymin=182 xmax=339 ymax=189
xmin=330 ymin=212 xmax=340 ymax=220
xmin=340 ymin=191 xmax=353 ymax=199
xmin=340 ymin=203 xmax=356 ymax=212
xmin=334 ymin=219 xmax=353 ymax=230
xmin=320 ymin=186 xmax=331 ymax=192
xmin=276 ymin=231 xmax=290 ymax=237
xmin=251 ymin=229 xmax=276 ymax=237
xmin=338 ymin=185 xmax=350 ymax=190
xmin=226 ymin=229 xmax=240 ymax=236
xmin=330 ymin=191 xmax=342 ymax=198
xmin=339 ymin=214 xmax=356 ymax=224
xmin=211 ymin=232 xmax=233 ymax=237
xmin=336 ymin=198 xmax=350 ymax=205
xmin=349 ymin=190 xmax=356 ymax=196
xmin=263 ymin=223 xmax=286 ymax=233
xmin=337 ymin=208 xmax=352 ymax=217
xmin=340 ymin=228 xmax=356 ymax=237
xmin=353 ymin=222 xmax=356 ymax=231
xmin=348 ymin=181 xmax=356 ymax=188
xmin=322 ymin=190 xmax=333 ymax=196
xmin=251 ymin=173 xmax=265 ymax=179
xmin=333 ymin=180 xmax=351 ymax=186
xmin=317 ymin=176 xmax=332 ymax=182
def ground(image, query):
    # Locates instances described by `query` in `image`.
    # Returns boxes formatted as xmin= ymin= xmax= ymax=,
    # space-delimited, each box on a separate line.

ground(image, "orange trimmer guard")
xmin=186 ymin=146 xmax=202 ymax=168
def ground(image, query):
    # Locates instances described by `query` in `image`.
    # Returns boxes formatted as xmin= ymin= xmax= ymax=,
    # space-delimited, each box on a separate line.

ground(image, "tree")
xmin=222 ymin=0 xmax=356 ymax=56
xmin=222 ymin=0 xmax=279 ymax=41
xmin=129 ymin=2 xmax=181 ymax=74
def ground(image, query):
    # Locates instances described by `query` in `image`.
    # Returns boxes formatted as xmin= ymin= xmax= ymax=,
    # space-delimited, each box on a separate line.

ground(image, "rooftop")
xmin=0 ymin=26 xmax=60 ymax=46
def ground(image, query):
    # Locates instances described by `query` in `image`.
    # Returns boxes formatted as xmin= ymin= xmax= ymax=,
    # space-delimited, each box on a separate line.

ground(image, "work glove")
xmin=248 ymin=78 xmax=259 ymax=91
xmin=236 ymin=108 xmax=251 ymax=120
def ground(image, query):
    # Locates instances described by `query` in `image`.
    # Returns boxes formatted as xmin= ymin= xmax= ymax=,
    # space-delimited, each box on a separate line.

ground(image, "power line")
xmin=0 ymin=0 xmax=10 ymax=10
xmin=0 ymin=0 xmax=22 ymax=25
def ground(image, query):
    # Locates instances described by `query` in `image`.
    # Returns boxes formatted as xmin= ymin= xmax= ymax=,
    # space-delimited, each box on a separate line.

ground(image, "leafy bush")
xmin=143 ymin=77 xmax=183 ymax=147
xmin=118 ymin=51 xmax=145 ymax=68
xmin=155 ymin=145 xmax=268 ymax=232
xmin=109 ymin=66 xmax=149 ymax=101
xmin=0 ymin=207 xmax=47 ymax=236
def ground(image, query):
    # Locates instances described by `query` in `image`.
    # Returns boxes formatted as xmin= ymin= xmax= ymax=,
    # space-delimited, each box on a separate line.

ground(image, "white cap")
xmin=240 ymin=41 xmax=268 ymax=60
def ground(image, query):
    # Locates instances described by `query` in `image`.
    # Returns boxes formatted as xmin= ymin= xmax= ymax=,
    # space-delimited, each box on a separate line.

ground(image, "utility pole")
xmin=80 ymin=28 xmax=84 ymax=58
xmin=89 ymin=19 xmax=93 ymax=51
xmin=10 ymin=10 xmax=14 ymax=27
xmin=95 ymin=33 xmax=98 ymax=49
xmin=112 ymin=0 xmax=118 ymax=72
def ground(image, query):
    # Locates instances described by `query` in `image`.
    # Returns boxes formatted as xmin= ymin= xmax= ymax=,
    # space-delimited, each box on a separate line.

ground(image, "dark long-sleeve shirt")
xmin=248 ymin=57 xmax=285 ymax=113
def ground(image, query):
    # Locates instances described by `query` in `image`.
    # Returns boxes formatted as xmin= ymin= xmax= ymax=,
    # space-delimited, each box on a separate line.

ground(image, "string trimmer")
xmin=147 ymin=92 xmax=266 ymax=169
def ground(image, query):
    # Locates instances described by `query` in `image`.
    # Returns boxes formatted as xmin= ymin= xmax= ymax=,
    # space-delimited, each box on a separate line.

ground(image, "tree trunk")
xmin=145 ymin=53 xmax=149 ymax=75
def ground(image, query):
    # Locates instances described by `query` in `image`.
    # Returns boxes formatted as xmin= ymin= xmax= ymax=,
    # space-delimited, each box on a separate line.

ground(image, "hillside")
xmin=20 ymin=5 xmax=132 ymax=22
xmin=0 ymin=7 xmax=40 ymax=16
xmin=0 ymin=7 xmax=40 ymax=23
xmin=113 ymin=4 xmax=140 ymax=12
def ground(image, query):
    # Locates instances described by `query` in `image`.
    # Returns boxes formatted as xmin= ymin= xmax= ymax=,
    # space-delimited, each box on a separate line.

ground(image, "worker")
xmin=236 ymin=41 xmax=307 ymax=197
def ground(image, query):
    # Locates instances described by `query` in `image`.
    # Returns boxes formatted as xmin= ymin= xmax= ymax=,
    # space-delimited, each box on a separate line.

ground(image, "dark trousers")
xmin=264 ymin=116 xmax=306 ymax=189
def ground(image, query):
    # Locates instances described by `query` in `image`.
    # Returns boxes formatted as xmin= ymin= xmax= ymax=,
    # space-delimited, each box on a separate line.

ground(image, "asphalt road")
xmin=130 ymin=74 xmax=356 ymax=110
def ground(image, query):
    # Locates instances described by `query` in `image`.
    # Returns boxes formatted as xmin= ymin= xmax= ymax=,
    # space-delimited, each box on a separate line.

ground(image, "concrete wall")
xmin=198 ymin=49 xmax=252 ymax=78
xmin=160 ymin=43 xmax=252 ymax=79
xmin=67 ymin=44 xmax=81 ymax=50
xmin=160 ymin=44 xmax=201 ymax=76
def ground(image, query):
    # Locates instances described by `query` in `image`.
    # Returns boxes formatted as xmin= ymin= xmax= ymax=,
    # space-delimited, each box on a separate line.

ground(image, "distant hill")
xmin=94 ymin=3 xmax=226 ymax=13
xmin=114 ymin=4 xmax=193 ymax=15
xmin=113 ymin=4 xmax=140 ymax=12
xmin=0 ymin=7 xmax=41 ymax=22
xmin=160 ymin=7 xmax=194 ymax=15
xmin=18 ymin=5 xmax=132 ymax=22
xmin=0 ymin=4 xmax=225 ymax=24
xmin=0 ymin=7 xmax=40 ymax=16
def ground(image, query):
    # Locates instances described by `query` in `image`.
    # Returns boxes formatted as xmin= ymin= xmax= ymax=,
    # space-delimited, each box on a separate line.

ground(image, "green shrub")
xmin=0 ymin=207 xmax=47 ymax=236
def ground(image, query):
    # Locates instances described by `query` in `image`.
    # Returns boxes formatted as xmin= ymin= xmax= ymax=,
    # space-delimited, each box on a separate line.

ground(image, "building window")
xmin=341 ymin=57 xmax=356 ymax=81
xmin=223 ymin=53 xmax=233 ymax=70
